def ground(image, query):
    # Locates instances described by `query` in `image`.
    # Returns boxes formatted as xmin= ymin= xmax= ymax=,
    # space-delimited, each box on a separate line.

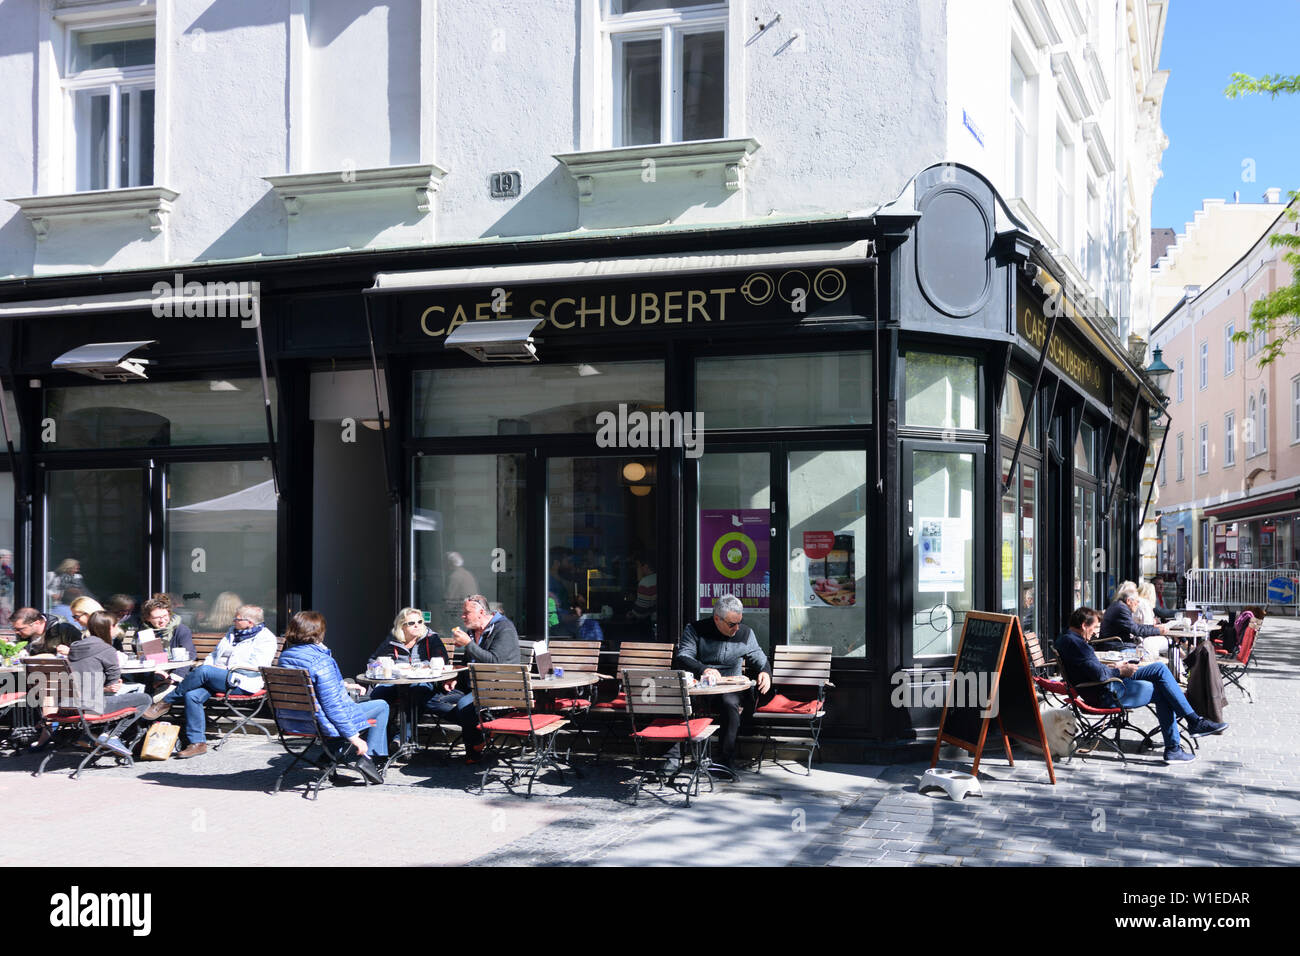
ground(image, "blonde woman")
xmin=203 ymin=591 xmax=243 ymax=632
xmin=367 ymin=608 xmax=449 ymax=746
xmin=1137 ymin=581 xmax=1168 ymax=657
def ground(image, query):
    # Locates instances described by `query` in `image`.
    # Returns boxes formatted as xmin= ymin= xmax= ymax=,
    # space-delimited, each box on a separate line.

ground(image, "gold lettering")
xmin=663 ymin=290 xmax=682 ymax=324
xmin=710 ymin=288 xmax=734 ymax=322
xmin=549 ymin=297 xmax=576 ymax=329
xmin=687 ymin=290 xmax=709 ymax=323
xmin=610 ymin=294 xmax=636 ymax=326
xmin=575 ymin=296 xmax=606 ymax=329
xmin=475 ymin=301 xmax=493 ymax=321
xmin=530 ymin=299 xmax=547 ymax=318
xmin=420 ymin=305 xmax=447 ymax=337
xmin=447 ymin=304 xmax=469 ymax=334
xmin=640 ymin=292 xmax=660 ymax=324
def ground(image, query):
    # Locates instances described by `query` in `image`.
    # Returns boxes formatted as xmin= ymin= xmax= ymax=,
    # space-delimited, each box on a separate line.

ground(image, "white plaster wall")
xmin=0 ymin=0 xmax=40 ymax=278
xmin=743 ymin=0 xmax=948 ymax=217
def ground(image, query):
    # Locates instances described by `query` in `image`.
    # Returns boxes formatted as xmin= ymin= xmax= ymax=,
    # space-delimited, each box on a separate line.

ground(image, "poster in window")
xmin=918 ymin=517 xmax=967 ymax=592
xmin=1022 ymin=516 xmax=1035 ymax=583
xmin=699 ymin=510 xmax=770 ymax=611
xmin=797 ymin=530 xmax=856 ymax=607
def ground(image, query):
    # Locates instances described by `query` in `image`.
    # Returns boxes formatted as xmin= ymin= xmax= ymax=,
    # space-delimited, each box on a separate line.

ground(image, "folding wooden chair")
xmin=261 ymin=665 xmax=379 ymax=800
xmin=589 ymin=641 xmax=674 ymax=760
xmin=752 ymin=645 xmax=834 ymax=774
xmin=469 ymin=663 xmax=568 ymax=797
xmin=622 ymin=668 xmax=717 ymax=806
xmin=24 ymin=659 xmax=143 ymax=779
xmin=1218 ymin=627 xmax=1256 ymax=703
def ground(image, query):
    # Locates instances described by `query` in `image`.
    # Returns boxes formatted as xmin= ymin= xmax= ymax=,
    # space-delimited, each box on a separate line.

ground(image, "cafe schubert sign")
xmin=399 ymin=265 xmax=872 ymax=341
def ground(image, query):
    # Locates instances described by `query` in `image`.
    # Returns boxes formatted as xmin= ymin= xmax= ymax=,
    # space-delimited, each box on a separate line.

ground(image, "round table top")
xmin=121 ymin=659 xmax=192 ymax=673
xmin=355 ymin=666 xmax=466 ymax=686
xmin=689 ymin=676 xmax=754 ymax=696
xmin=530 ymin=671 xmax=600 ymax=691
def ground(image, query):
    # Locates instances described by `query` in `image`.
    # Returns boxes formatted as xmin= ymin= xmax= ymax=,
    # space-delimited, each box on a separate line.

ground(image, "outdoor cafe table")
xmin=355 ymin=666 xmax=466 ymax=762
xmin=687 ymin=675 xmax=755 ymax=781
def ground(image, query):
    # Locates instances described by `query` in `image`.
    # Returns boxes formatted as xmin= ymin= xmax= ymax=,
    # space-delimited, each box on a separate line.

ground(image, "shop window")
xmin=46 ymin=468 xmax=146 ymax=614
xmin=412 ymin=361 xmax=663 ymax=437
xmin=413 ymin=455 xmax=526 ymax=637
xmin=1224 ymin=411 xmax=1236 ymax=466
xmin=696 ymin=351 xmax=871 ymax=429
xmin=44 ymin=379 xmax=276 ymax=449
xmin=64 ymin=21 xmax=156 ymax=191
xmin=604 ymin=1 xmax=726 ymax=147
xmin=1000 ymin=375 xmax=1038 ymax=448
xmin=1198 ymin=423 xmax=1208 ymax=474
xmin=166 ymin=461 xmax=278 ymax=634
xmin=0 ymin=473 xmax=13 ymax=623
xmin=697 ymin=452 xmax=770 ymax=650
xmin=903 ymin=353 xmax=977 ymax=430
xmin=1072 ymin=484 xmax=1096 ymax=609
xmin=1075 ymin=421 xmax=1096 ymax=474
xmin=788 ymin=449 xmax=867 ymax=658
xmin=1224 ymin=323 xmax=1235 ymax=375
xmin=911 ymin=450 xmax=975 ymax=657
xmin=1000 ymin=458 xmax=1038 ymax=640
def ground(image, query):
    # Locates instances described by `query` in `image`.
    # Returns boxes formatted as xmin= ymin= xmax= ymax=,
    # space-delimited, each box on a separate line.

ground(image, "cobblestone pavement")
xmin=2 ymin=618 xmax=1293 ymax=866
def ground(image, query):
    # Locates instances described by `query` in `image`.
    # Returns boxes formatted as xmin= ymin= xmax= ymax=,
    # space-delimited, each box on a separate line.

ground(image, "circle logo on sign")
xmin=740 ymin=273 xmax=774 ymax=306
xmin=712 ymin=532 xmax=758 ymax=580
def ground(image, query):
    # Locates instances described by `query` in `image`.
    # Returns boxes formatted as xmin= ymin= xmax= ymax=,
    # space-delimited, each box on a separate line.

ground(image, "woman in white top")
xmin=1137 ymin=581 xmax=1168 ymax=657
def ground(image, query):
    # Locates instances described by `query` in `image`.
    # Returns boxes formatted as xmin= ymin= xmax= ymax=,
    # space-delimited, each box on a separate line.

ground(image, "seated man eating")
xmin=143 ymin=604 xmax=277 ymax=757
xmin=1055 ymin=606 xmax=1226 ymax=763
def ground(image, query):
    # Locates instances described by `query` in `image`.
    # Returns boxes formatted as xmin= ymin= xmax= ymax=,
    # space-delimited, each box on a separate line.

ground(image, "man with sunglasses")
xmin=667 ymin=594 xmax=772 ymax=775
xmin=143 ymin=604 xmax=276 ymax=758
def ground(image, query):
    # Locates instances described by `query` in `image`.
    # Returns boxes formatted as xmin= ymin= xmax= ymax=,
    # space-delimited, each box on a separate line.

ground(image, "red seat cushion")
xmin=590 ymin=693 xmax=627 ymax=711
xmin=1071 ymin=699 xmax=1121 ymax=715
xmin=213 ymin=691 xmax=266 ymax=701
xmin=551 ymin=698 xmax=591 ymax=710
xmin=481 ymin=714 xmax=563 ymax=735
xmin=634 ymin=717 xmax=713 ymax=739
xmin=0 ymin=692 xmax=25 ymax=707
xmin=81 ymin=707 xmax=140 ymax=723
xmin=756 ymin=694 xmax=822 ymax=715
xmin=1035 ymin=678 xmax=1068 ymax=695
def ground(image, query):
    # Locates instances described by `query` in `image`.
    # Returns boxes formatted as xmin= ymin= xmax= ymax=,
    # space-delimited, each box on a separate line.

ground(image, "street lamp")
xmin=1146 ymin=346 xmax=1174 ymax=397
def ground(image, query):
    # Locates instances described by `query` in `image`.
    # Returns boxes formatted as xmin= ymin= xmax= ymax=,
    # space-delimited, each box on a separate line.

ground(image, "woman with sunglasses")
xmin=367 ymin=608 xmax=449 ymax=745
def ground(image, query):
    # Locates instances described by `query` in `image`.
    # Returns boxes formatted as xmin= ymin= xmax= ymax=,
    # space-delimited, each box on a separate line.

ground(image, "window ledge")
xmin=555 ymin=138 xmax=761 ymax=204
xmin=263 ymin=163 xmax=449 ymax=217
xmin=6 ymin=186 xmax=179 ymax=241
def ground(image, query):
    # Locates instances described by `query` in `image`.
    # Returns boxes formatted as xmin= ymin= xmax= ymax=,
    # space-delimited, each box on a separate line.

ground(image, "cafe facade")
xmin=0 ymin=164 xmax=1163 ymax=758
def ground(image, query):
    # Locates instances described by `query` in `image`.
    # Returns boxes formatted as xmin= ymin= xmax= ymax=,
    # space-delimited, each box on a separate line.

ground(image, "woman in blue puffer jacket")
xmin=278 ymin=610 xmax=389 ymax=779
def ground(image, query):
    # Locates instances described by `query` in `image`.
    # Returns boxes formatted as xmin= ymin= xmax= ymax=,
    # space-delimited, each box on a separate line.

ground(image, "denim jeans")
xmin=1114 ymin=662 xmax=1196 ymax=752
xmin=351 ymin=698 xmax=390 ymax=757
xmin=162 ymin=664 xmax=236 ymax=744
xmin=370 ymin=683 xmax=436 ymax=743
xmin=426 ymin=690 xmax=482 ymax=747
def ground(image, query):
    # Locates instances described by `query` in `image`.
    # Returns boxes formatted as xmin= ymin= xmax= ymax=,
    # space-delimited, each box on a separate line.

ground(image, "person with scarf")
xmin=137 ymin=595 xmax=196 ymax=692
xmin=143 ymin=604 xmax=276 ymax=758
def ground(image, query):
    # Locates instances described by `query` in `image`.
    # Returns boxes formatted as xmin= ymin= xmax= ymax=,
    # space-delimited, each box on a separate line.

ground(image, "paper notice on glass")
xmin=918 ymin=517 xmax=966 ymax=592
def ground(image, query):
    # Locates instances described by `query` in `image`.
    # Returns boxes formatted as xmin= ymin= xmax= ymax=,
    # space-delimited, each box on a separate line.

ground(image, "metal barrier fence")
xmin=1185 ymin=569 xmax=1300 ymax=615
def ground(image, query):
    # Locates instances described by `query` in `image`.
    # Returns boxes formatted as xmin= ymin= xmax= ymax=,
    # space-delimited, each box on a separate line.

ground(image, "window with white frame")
xmin=62 ymin=21 xmax=156 ymax=191
xmin=1176 ymin=357 xmax=1184 ymax=403
xmin=1055 ymin=126 xmax=1073 ymax=248
xmin=1293 ymin=375 xmax=1300 ymax=444
xmin=1198 ymin=423 xmax=1208 ymax=474
xmin=1085 ymin=180 xmax=1101 ymax=290
xmin=604 ymin=0 xmax=727 ymax=148
xmin=1198 ymin=340 xmax=1208 ymax=390
xmin=1158 ymin=448 xmax=1166 ymax=485
xmin=1224 ymin=411 xmax=1235 ymax=466
xmin=1260 ymin=388 xmax=1268 ymax=451
xmin=1224 ymin=323 xmax=1235 ymax=375
xmin=1009 ymin=54 xmax=1032 ymax=197
xmin=1247 ymin=394 xmax=1257 ymax=456
xmin=1176 ymin=432 xmax=1184 ymax=481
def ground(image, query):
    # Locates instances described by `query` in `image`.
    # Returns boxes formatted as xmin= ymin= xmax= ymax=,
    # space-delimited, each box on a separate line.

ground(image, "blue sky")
xmin=1152 ymin=0 xmax=1300 ymax=229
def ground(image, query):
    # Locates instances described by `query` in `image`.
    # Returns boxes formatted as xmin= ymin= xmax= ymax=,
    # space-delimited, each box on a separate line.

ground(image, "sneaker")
xmin=1163 ymin=747 xmax=1196 ymax=763
xmin=96 ymin=734 xmax=132 ymax=759
xmin=1187 ymin=716 xmax=1228 ymax=738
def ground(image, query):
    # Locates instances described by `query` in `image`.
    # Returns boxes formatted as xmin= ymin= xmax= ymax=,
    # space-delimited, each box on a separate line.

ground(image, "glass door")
xmin=45 ymin=467 xmax=149 ymax=612
xmin=696 ymin=452 xmax=771 ymax=649
xmin=905 ymin=443 xmax=979 ymax=659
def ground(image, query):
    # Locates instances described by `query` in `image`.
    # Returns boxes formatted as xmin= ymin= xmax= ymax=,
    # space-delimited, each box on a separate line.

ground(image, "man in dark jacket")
xmin=1099 ymin=584 xmax=1170 ymax=647
xmin=665 ymin=594 xmax=772 ymax=774
xmin=1055 ymin=606 xmax=1226 ymax=762
xmin=9 ymin=607 xmax=81 ymax=656
xmin=426 ymin=594 xmax=520 ymax=763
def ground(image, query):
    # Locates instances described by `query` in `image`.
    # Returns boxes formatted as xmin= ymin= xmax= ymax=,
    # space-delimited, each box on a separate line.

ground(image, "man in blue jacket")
xmin=1055 ymin=606 xmax=1226 ymax=763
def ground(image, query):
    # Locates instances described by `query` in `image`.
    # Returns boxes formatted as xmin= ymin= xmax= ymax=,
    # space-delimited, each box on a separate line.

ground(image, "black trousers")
xmin=665 ymin=691 xmax=743 ymax=764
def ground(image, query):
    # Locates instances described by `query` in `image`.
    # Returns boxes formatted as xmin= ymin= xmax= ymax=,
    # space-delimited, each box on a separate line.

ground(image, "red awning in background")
xmin=1204 ymin=489 xmax=1300 ymax=521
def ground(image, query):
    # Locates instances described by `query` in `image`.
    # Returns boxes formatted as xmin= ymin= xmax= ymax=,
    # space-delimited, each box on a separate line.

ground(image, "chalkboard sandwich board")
xmin=929 ymin=611 xmax=1055 ymax=784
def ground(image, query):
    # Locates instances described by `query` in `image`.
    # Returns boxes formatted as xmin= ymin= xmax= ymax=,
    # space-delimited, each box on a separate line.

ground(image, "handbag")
xmin=140 ymin=721 xmax=181 ymax=760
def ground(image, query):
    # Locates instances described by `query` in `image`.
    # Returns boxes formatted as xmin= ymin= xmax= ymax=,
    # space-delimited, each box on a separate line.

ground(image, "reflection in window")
xmin=47 ymin=469 xmax=145 ymax=613
xmin=1000 ymin=375 xmax=1038 ymax=448
xmin=45 ymin=379 xmax=275 ymax=449
xmin=548 ymin=457 xmax=658 ymax=645
xmin=413 ymin=455 xmax=525 ymax=638
xmin=412 ymin=362 xmax=663 ymax=437
xmin=912 ymin=451 xmax=974 ymax=656
xmin=167 ymin=461 xmax=278 ymax=634
xmin=904 ymin=353 xmax=977 ymax=430
xmin=0 ymin=474 xmax=13 ymax=625
xmin=697 ymin=453 xmax=770 ymax=650
xmin=697 ymin=351 xmax=871 ymax=428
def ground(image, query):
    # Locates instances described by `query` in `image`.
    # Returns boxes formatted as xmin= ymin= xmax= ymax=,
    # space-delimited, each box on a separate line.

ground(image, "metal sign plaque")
xmin=489 ymin=171 xmax=521 ymax=198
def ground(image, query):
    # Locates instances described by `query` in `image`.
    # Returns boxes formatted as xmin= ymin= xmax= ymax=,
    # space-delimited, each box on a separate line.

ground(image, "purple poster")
xmin=699 ymin=509 xmax=770 ymax=611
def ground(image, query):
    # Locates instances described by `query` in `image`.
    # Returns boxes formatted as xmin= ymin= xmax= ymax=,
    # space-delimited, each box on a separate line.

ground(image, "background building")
xmin=0 ymin=0 xmax=1168 ymax=755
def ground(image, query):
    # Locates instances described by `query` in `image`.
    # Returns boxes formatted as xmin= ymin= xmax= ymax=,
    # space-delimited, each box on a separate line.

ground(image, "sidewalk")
xmin=2 ymin=619 xmax=1294 ymax=866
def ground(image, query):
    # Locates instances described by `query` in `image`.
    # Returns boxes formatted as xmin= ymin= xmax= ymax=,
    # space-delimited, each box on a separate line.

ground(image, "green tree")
xmin=1224 ymin=73 xmax=1300 ymax=366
